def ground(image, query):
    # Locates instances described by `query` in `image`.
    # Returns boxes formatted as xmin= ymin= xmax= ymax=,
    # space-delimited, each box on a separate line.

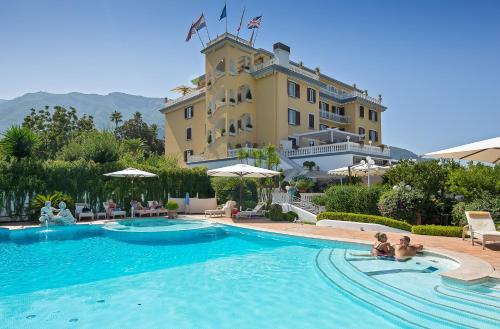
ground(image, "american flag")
xmin=247 ymin=16 xmax=262 ymax=29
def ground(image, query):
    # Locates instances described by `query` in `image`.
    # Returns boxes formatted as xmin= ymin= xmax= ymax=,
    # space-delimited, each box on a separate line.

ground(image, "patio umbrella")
xmin=329 ymin=161 xmax=390 ymax=186
xmin=207 ymin=164 xmax=280 ymax=209
xmin=424 ymin=136 xmax=500 ymax=164
xmin=104 ymin=168 xmax=158 ymax=212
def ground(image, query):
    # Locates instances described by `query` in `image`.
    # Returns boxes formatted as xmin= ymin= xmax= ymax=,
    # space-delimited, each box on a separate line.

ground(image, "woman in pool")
xmin=372 ymin=232 xmax=395 ymax=257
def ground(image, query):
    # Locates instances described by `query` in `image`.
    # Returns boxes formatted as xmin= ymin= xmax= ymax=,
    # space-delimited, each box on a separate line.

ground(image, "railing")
xmin=271 ymin=192 xmax=325 ymax=215
xmin=319 ymin=110 xmax=351 ymax=124
xmin=207 ymin=33 xmax=252 ymax=48
xmin=165 ymin=87 xmax=205 ymax=108
xmin=281 ymin=141 xmax=390 ymax=157
xmin=187 ymin=154 xmax=207 ymax=163
xmin=227 ymin=147 xmax=260 ymax=158
xmin=288 ymin=65 xmax=319 ymax=80
xmin=251 ymin=58 xmax=276 ymax=72
xmin=320 ymin=87 xmax=382 ymax=105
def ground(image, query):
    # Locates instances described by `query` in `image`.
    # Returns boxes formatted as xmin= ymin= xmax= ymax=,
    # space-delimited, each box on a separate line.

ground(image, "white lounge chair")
xmin=463 ymin=211 xmax=500 ymax=250
xmin=147 ymin=201 xmax=168 ymax=216
xmin=236 ymin=203 xmax=265 ymax=218
xmin=205 ymin=201 xmax=236 ymax=218
xmin=75 ymin=203 xmax=95 ymax=222
xmin=103 ymin=202 xmax=126 ymax=219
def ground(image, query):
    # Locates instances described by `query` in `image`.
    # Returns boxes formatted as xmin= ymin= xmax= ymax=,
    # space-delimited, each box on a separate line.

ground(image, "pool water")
xmin=0 ymin=219 xmax=498 ymax=329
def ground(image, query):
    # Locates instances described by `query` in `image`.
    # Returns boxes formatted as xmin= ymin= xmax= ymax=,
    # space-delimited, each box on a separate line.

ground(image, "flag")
xmin=219 ymin=4 xmax=227 ymax=21
xmin=236 ymin=7 xmax=245 ymax=32
xmin=185 ymin=23 xmax=196 ymax=42
xmin=193 ymin=13 xmax=206 ymax=31
xmin=247 ymin=16 xmax=262 ymax=29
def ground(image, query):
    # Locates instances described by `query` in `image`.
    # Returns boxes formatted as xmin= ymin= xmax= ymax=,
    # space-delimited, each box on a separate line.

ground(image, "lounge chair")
xmin=75 ymin=203 xmax=94 ymax=222
xmin=205 ymin=201 xmax=236 ymax=218
xmin=463 ymin=211 xmax=500 ymax=250
xmin=147 ymin=201 xmax=168 ymax=216
xmin=235 ymin=203 xmax=265 ymax=218
xmin=103 ymin=202 xmax=126 ymax=219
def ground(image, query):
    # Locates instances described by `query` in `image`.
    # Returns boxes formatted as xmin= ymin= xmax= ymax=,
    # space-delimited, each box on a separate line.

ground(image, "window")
xmin=186 ymin=128 xmax=192 ymax=141
xmin=369 ymin=109 xmax=378 ymax=122
xmin=307 ymin=88 xmax=316 ymax=103
xmin=288 ymin=108 xmax=300 ymax=125
xmin=308 ymin=113 xmax=315 ymax=129
xmin=184 ymin=106 xmax=194 ymax=119
xmin=359 ymin=106 xmax=365 ymax=118
xmin=358 ymin=127 xmax=366 ymax=138
xmin=320 ymin=124 xmax=329 ymax=130
xmin=338 ymin=107 xmax=345 ymax=116
xmin=287 ymin=80 xmax=300 ymax=98
xmin=183 ymin=149 xmax=192 ymax=162
xmin=319 ymin=101 xmax=329 ymax=112
xmin=339 ymin=128 xmax=345 ymax=131
xmin=369 ymin=130 xmax=379 ymax=142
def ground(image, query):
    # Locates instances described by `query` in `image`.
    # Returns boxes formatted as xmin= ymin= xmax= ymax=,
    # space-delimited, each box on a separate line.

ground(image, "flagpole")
xmin=204 ymin=13 xmax=212 ymax=41
xmin=252 ymin=15 xmax=263 ymax=47
xmin=195 ymin=28 xmax=205 ymax=48
xmin=225 ymin=0 xmax=228 ymax=34
xmin=236 ymin=6 xmax=245 ymax=41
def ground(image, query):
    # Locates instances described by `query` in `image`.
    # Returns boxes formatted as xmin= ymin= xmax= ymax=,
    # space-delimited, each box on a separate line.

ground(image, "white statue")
xmin=39 ymin=201 xmax=56 ymax=224
xmin=39 ymin=200 xmax=75 ymax=225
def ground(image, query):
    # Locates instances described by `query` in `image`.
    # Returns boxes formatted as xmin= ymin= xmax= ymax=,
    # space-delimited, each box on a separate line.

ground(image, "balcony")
xmin=319 ymin=110 xmax=351 ymax=124
xmin=165 ymin=87 xmax=205 ymax=108
xmin=281 ymin=141 xmax=390 ymax=158
xmin=320 ymin=87 xmax=382 ymax=105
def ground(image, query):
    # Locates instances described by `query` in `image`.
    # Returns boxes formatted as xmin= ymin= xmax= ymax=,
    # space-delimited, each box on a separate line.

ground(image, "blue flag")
xmin=219 ymin=4 xmax=227 ymax=21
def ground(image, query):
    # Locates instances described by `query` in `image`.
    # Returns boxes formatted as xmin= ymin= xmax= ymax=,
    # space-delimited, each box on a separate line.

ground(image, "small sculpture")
xmin=55 ymin=201 xmax=75 ymax=225
xmin=39 ymin=201 xmax=56 ymax=224
xmin=39 ymin=201 xmax=75 ymax=226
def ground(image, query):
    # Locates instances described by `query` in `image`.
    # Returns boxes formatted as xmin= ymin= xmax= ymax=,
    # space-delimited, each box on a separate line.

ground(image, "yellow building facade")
xmin=162 ymin=33 xmax=388 ymax=166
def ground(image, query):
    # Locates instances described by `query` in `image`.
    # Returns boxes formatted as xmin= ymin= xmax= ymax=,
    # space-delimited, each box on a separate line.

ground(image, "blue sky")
xmin=1 ymin=0 xmax=499 ymax=153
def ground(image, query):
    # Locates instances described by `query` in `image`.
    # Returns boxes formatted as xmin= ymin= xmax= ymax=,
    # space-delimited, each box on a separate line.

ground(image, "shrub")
xmin=268 ymin=204 xmax=283 ymax=221
xmin=0 ymin=125 xmax=39 ymax=160
xmin=166 ymin=201 xmax=179 ymax=210
xmin=30 ymin=191 xmax=74 ymax=217
xmin=411 ymin=225 xmax=462 ymax=237
xmin=295 ymin=179 xmax=314 ymax=192
xmin=303 ymin=161 xmax=316 ymax=170
xmin=285 ymin=211 xmax=299 ymax=221
xmin=317 ymin=212 xmax=412 ymax=231
xmin=447 ymin=164 xmax=500 ymax=201
xmin=323 ymin=185 xmax=386 ymax=215
xmin=210 ymin=177 xmax=258 ymax=210
xmin=451 ymin=193 xmax=500 ymax=226
xmin=378 ymin=183 xmax=426 ymax=223
xmin=60 ymin=131 xmax=120 ymax=163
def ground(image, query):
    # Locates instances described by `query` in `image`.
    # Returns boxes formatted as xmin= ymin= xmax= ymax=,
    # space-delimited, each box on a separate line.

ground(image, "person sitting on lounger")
xmin=372 ymin=232 xmax=395 ymax=257
xmin=395 ymin=236 xmax=423 ymax=261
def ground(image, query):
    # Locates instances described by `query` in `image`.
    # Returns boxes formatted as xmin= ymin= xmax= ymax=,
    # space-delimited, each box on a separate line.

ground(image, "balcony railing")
xmin=320 ymin=87 xmax=382 ymax=105
xmin=227 ymin=147 xmax=260 ymax=158
xmin=280 ymin=141 xmax=390 ymax=157
xmin=165 ymin=87 xmax=205 ymax=108
xmin=319 ymin=110 xmax=351 ymax=124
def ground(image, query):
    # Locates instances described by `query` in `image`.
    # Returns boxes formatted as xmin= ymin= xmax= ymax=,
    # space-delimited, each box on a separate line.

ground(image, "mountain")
xmin=0 ymin=91 xmax=166 ymax=134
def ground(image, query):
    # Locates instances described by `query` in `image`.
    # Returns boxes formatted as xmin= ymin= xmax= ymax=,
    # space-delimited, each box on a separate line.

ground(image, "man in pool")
xmin=395 ymin=236 xmax=423 ymax=261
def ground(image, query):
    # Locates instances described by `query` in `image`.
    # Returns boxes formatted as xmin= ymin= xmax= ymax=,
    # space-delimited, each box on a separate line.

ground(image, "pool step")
xmin=434 ymin=284 xmax=500 ymax=310
xmin=316 ymin=249 xmax=459 ymax=329
xmin=334 ymin=249 xmax=500 ymax=327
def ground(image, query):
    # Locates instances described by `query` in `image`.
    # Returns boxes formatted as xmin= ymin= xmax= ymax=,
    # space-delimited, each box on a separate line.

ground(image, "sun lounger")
xmin=75 ymin=203 xmax=94 ymax=222
xmin=103 ymin=202 xmax=126 ymax=219
xmin=147 ymin=201 xmax=168 ymax=216
xmin=205 ymin=201 xmax=236 ymax=218
xmin=463 ymin=211 xmax=500 ymax=249
xmin=235 ymin=203 xmax=265 ymax=218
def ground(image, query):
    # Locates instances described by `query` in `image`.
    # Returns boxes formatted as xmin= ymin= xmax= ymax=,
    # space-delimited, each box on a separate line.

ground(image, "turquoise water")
xmin=0 ymin=219 xmax=498 ymax=328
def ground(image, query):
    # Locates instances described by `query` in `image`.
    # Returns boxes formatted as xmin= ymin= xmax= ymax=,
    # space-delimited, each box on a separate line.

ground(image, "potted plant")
xmin=303 ymin=161 xmax=316 ymax=171
xmin=221 ymin=97 xmax=226 ymax=103
xmin=207 ymin=134 xmax=213 ymax=144
xmin=221 ymin=128 xmax=226 ymax=136
xmin=295 ymin=179 xmax=314 ymax=193
xmin=166 ymin=201 xmax=179 ymax=219
xmin=229 ymin=124 xmax=236 ymax=136
xmin=229 ymin=98 xmax=236 ymax=104
xmin=207 ymin=108 xmax=212 ymax=116
xmin=245 ymin=89 xmax=252 ymax=101
xmin=245 ymin=123 xmax=253 ymax=130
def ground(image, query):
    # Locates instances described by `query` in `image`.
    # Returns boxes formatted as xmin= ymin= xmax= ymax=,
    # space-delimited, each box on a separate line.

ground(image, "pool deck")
xmin=2 ymin=216 xmax=499 ymax=283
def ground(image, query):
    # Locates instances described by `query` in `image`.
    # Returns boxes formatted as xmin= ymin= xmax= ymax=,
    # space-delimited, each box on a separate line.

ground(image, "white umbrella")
xmin=329 ymin=160 xmax=390 ymax=186
xmin=425 ymin=137 xmax=500 ymax=164
xmin=104 ymin=168 xmax=158 ymax=213
xmin=207 ymin=164 xmax=280 ymax=209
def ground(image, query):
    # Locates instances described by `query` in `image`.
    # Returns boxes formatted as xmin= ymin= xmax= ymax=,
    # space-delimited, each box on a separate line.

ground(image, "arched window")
xmin=237 ymin=85 xmax=252 ymax=102
xmin=229 ymin=60 xmax=236 ymax=75
xmin=215 ymin=58 xmax=226 ymax=77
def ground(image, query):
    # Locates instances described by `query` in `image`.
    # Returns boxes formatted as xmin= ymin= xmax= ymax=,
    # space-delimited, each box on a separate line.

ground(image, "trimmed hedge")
xmin=411 ymin=225 xmax=463 ymax=238
xmin=317 ymin=212 xmax=412 ymax=232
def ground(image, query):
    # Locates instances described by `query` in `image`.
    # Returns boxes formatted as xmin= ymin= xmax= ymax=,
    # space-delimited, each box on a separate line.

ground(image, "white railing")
xmin=207 ymin=33 xmax=252 ymax=48
xmin=288 ymin=65 xmax=319 ymax=80
xmin=251 ymin=58 xmax=276 ymax=72
xmin=187 ymin=154 xmax=207 ymax=163
xmin=227 ymin=147 xmax=260 ymax=158
xmin=281 ymin=141 xmax=390 ymax=157
xmin=319 ymin=110 xmax=351 ymax=124
xmin=165 ymin=87 xmax=205 ymax=108
xmin=320 ymin=87 xmax=382 ymax=105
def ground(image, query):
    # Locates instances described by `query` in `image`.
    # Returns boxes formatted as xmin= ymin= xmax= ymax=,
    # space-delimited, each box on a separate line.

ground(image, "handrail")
xmin=319 ymin=110 xmax=351 ymax=124
xmin=165 ymin=88 xmax=205 ymax=108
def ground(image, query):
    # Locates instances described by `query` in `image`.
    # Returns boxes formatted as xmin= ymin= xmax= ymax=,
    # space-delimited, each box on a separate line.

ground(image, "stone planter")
xmin=167 ymin=210 xmax=178 ymax=219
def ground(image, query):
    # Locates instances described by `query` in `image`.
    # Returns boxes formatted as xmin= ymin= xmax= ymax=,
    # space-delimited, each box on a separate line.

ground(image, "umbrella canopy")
xmin=424 ymin=137 xmax=500 ymax=164
xmin=328 ymin=163 xmax=390 ymax=177
xmin=104 ymin=168 xmax=157 ymax=178
xmin=207 ymin=164 xmax=280 ymax=178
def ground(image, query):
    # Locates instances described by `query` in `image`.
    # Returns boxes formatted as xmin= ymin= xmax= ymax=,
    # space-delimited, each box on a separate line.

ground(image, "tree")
xmin=59 ymin=131 xmax=120 ymax=163
xmin=110 ymin=110 xmax=123 ymax=129
xmin=22 ymin=106 xmax=95 ymax=158
xmin=115 ymin=112 xmax=164 ymax=155
xmin=0 ymin=125 xmax=39 ymax=160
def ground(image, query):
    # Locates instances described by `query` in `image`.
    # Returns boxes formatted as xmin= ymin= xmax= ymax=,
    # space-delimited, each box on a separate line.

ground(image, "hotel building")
xmin=161 ymin=33 xmax=391 ymax=172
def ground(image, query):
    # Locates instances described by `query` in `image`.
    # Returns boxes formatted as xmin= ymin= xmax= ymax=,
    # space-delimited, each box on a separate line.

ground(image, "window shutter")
xmin=187 ymin=128 xmax=192 ymax=140
xmin=190 ymin=107 xmax=194 ymax=117
xmin=295 ymin=83 xmax=300 ymax=98
xmin=296 ymin=111 xmax=301 ymax=125
xmin=184 ymin=108 xmax=188 ymax=119
xmin=313 ymin=89 xmax=316 ymax=103
xmin=326 ymin=103 xmax=330 ymax=112
xmin=309 ymin=114 xmax=314 ymax=129
xmin=375 ymin=111 xmax=378 ymax=122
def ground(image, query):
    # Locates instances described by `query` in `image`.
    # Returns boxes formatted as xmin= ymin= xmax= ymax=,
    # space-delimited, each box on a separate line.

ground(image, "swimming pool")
xmin=0 ymin=218 xmax=498 ymax=328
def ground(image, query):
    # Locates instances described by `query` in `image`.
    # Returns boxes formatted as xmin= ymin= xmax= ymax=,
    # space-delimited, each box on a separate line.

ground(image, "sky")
xmin=1 ymin=0 xmax=499 ymax=154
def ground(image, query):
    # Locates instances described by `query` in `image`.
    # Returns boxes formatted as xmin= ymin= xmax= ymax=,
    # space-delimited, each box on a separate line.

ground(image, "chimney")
xmin=273 ymin=42 xmax=290 ymax=68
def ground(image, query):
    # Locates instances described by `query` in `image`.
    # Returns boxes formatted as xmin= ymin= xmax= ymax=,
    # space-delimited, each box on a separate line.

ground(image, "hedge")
xmin=317 ymin=212 xmax=412 ymax=232
xmin=411 ymin=225 xmax=463 ymax=237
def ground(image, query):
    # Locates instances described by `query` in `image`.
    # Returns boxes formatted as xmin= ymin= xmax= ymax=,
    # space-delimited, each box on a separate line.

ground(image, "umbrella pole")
xmin=239 ymin=176 xmax=243 ymax=211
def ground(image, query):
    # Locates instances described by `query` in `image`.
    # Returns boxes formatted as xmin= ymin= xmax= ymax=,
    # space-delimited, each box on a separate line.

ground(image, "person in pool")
xmin=372 ymin=232 xmax=395 ymax=257
xmin=395 ymin=236 xmax=423 ymax=261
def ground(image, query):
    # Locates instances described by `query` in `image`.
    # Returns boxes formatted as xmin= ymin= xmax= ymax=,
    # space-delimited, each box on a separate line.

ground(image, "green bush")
xmin=411 ymin=225 xmax=463 ymax=237
xmin=268 ymin=204 xmax=284 ymax=221
xmin=295 ymin=179 xmax=314 ymax=192
xmin=451 ymin=194 xmax=500 ymax=226
xmin=322 ymin=185 xmax=386 ymax=215
xmin=303 ymin=161 xmax=316 ymax=170
xmin=378 ymin=183 xmax=426 ymax=224
xmin=285 ymin=211 xmax=299 ymax=221
xmin=166 ymin=200 xmax=179 ymax=211
xmin=317 ymin=212 xmax=412 ymax=231
xmin=447 ymin=163 xmax=500 ymax=201
xmin=60 ymin=131 xmax=120 ymax=163
xmin=210 ymin=177 xmax=257 ymax=210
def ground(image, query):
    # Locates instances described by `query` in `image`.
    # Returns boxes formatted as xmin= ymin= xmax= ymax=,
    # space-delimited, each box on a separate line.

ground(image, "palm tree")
xmin=0 ymin=125 xmax=39 ymax=160
xmin=110 ymin=111 xmax=123 ymax=129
